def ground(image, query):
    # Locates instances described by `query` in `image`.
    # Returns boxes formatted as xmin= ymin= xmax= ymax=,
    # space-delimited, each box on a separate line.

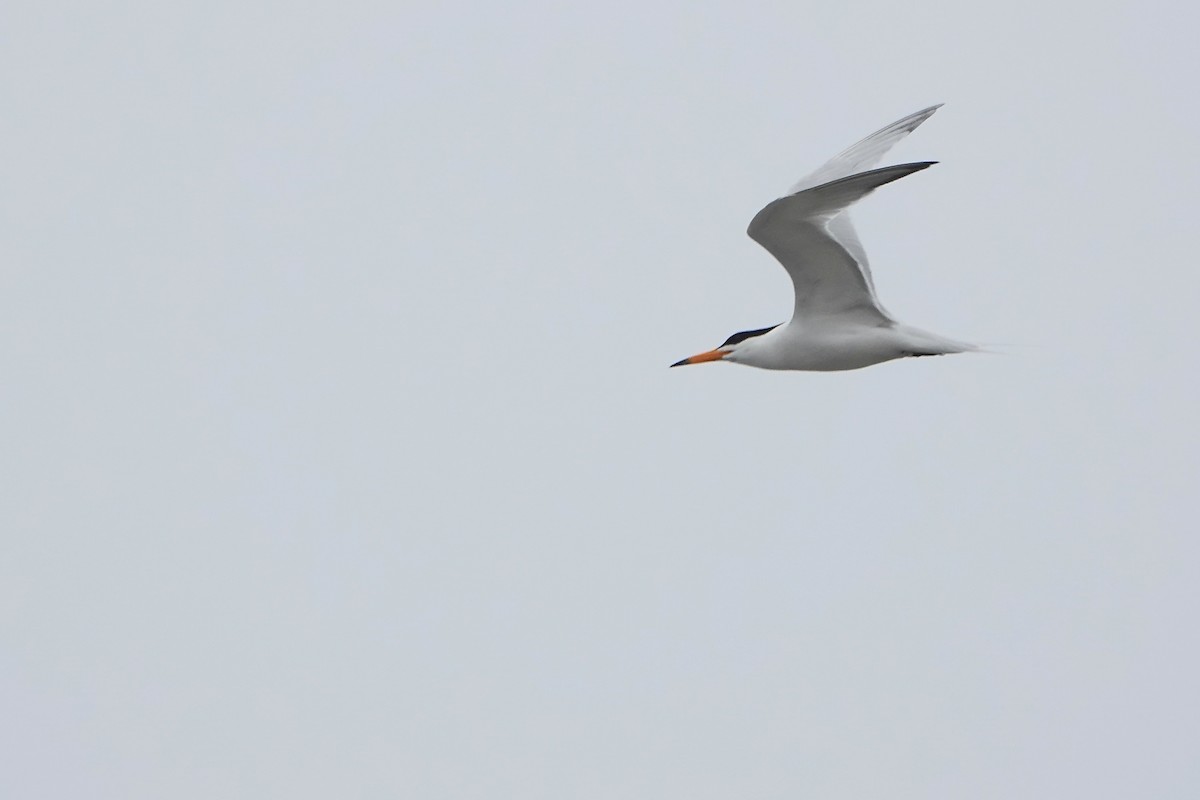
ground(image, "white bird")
xmin=671 ymin=104 xmax=975 ymax=371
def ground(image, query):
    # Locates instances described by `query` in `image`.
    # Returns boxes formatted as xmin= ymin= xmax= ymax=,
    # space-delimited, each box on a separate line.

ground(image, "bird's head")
xmin=670 ymin=324 xmax=780 ymax=367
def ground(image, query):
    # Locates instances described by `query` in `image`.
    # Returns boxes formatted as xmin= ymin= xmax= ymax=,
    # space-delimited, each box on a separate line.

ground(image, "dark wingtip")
xmin=887 ymin=160 xmax=939 ymax=180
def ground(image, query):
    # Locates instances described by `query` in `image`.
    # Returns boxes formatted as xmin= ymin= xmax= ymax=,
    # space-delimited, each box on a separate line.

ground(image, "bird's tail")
xmin=893 ymin=325 xmax=978 ymax=357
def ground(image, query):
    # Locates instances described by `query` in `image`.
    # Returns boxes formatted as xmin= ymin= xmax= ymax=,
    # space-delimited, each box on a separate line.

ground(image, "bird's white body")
xmin=672 ymin=105 xmax=976 ymax=372
xmin=725 ymin=320 xmax=974 ymax=372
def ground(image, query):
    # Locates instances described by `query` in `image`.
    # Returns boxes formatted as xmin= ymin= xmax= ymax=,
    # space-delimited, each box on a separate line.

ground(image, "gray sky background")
xmin=3 ymin=1 xmax=1198 ymax=797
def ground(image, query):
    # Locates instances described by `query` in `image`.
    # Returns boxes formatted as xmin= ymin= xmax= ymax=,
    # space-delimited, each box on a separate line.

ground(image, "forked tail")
xmin=894 ymin=325 xmax=978 ymax=357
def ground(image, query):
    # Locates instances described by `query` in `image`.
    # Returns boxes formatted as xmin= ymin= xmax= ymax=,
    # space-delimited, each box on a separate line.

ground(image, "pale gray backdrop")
xmin=3 ymin=1 xmax=1198 ymax=797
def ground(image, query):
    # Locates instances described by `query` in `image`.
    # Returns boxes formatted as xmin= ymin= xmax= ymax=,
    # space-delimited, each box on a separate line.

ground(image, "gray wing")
xmin=787 ymin=104 xmax=942 ymax=194
xmin=780 ymin=105 xmax=942 ymax=318
xmin=747 ymin=163 xmax=935 ymax=323
xmin=825 ymin=214 xmax=887 ymax=317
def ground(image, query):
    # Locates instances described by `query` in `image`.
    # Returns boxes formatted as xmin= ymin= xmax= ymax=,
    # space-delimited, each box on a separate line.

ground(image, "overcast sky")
xmin=3 ymin=1 xmax=1198 ymax=797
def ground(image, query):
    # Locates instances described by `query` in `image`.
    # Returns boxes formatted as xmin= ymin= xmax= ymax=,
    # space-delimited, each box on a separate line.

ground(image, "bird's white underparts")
xmin=671 ymin=104 xmax=976 ymax=372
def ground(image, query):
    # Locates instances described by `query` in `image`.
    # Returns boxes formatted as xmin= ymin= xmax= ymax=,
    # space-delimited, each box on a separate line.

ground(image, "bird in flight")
xmin=671 ymin=104 xmax=975 ymax=371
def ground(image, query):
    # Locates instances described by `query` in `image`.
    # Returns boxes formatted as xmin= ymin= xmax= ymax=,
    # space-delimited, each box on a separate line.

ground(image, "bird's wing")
xmin=786 ymin=104 xmax=942 ymax=194
xmin=779 ymin=105 xmax=941 ymax=318
xmin=747 ymin=162 xmax=935 ymax=322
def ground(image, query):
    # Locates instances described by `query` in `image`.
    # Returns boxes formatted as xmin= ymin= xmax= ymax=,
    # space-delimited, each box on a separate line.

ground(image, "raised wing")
xmin=780 ymin=105 xmax=942 ymax=317
xmin=747 ymin=163 xmax=935 ymax=322
xmin=787 ymin=104 xmax=942 ymax=194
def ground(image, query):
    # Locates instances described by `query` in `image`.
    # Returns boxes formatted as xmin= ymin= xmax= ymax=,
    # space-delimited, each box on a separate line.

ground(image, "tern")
xmin=671 ymin=104 xmax=975 ymax=371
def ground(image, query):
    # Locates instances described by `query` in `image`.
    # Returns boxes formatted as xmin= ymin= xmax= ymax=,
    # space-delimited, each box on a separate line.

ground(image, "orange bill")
xmin=669 ymin=349 xmax=727 ymax=368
